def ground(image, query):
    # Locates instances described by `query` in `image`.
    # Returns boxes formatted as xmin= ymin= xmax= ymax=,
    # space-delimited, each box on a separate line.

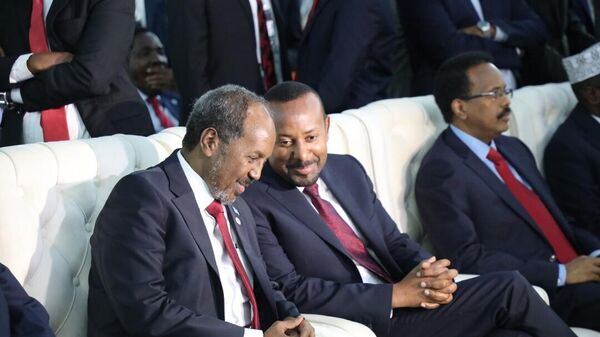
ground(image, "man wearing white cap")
xmin=545 ymin=43 xmax=600 ymax=238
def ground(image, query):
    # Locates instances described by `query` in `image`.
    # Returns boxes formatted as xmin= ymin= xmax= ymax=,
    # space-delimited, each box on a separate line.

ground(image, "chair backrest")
xmin=0 ymin=83 xmax=578 ymax=336
xmin=0 ymin=129 xmax=185 ymax=337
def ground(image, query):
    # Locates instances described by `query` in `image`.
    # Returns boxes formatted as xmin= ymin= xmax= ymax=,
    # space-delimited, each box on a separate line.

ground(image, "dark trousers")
xmin=552 ymin=282 xmax=600 ymax=331
xmin=388 ymin=271 xmax=575 ymax=337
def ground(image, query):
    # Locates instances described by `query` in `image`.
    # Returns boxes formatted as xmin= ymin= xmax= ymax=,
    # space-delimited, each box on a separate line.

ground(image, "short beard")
xmin=206 ymin=146 xmax=235 ymax=205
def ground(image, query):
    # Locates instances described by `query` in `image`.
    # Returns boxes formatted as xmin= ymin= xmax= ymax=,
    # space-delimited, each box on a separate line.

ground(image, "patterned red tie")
xmin=29 ymin=0 xmax=69 ymax=141
xmin=147 ymin=96 xmax=174 ymax=129
xmin=487 ymin=148 xmax=577 ymax=263
xmin=256 ymin=0 xmax=276 ymax=90
xmin=303 ymin=183 xmax=393 ymax=282
xmin=206 ymin=200 xmax=261 ymax=329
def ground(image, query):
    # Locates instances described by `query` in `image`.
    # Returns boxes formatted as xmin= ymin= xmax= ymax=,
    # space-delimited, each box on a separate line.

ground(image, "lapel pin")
xmin=235 ymin=217 xmax=242 ymax=225
xmin=233 ymin=206 xmax=240 ymax=215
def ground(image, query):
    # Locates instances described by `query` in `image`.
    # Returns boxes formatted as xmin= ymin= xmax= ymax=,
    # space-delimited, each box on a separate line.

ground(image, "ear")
xmin=324 ymin=116 xmax=330 ymax=140
xmin=451 ymin=98 xmax=468 ymax=121
xmin=199 ymin=127 xmax=220 ymax=157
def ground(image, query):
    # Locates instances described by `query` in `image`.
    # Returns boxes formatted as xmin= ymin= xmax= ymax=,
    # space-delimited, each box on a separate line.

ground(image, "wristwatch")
xmin=477 ymin=20 xmax=493 ymax=38
xmin=0 ymin=91 xmax=15 ymax=109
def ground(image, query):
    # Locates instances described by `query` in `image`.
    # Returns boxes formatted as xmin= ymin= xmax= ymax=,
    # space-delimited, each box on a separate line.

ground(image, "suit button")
xmin=549 ymin=254 xmax=556 ymax=263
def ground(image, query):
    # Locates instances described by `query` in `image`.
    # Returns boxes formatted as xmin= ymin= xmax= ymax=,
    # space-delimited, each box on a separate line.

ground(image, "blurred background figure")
xmin=128 ymin=26 xmax=180 ymax=132
xmin=399 ymin=0 xmax=546 ymax=95
xmin=572 ymin=0 xmax=600 ymax=38
xmin=283 ymin=0 xmax=397 ymax=114
xmin=521 ymin=0 xmax=597 ymax=84
xmin=0 ymin=0 xmax=153 ymax=146
xmin=167 ymin=0 xmax=291 ymax=125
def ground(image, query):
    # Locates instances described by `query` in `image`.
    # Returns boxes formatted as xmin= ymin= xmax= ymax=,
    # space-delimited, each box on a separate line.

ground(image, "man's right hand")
xmin=565 ymin=256 xmax=600 ymax=284
xmin=265 ymin=316 xmax=314 ymax=337
xmin=27 ymin=51 xmax=73 ymax=74
xmin=391 ymin=256 xmax=458 ymax=309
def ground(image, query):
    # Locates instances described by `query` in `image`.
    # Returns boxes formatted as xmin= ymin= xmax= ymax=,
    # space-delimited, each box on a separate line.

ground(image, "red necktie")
xmin=147 ymin=96 xmax=174 ymax=129
xmin=486 ymin=148 xmax=577 ymax=263
xmin=29 ymin=0 xmax=69 ymax=141
xmin=256 ymin=0 xmax=276 ymax=90
xmin=206 ymin=200 xmax=261 ymax=329
xmin=303 ymin=183 xmax=393 ymax=283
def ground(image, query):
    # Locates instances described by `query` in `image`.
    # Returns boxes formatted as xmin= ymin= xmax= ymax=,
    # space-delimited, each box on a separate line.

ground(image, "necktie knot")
xmin=206 ymin=200 xmax=224 ymax=217
xmin=486 ymin=148 xmax=504 ymax=165
xmin=303 ymin=183 xmax=320 ymax=199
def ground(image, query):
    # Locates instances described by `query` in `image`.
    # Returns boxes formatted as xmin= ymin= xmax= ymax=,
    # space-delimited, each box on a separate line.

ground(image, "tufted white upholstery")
xmin=0 ymin=82 xmax=594 ymax=337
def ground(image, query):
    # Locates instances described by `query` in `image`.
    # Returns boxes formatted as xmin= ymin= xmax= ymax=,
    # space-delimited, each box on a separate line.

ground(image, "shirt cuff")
xmin=10 ymin=88 xmax=23 ymax=104
xmin=244 ymin=328 xmax=263 ymax=337
xmin=557 ymin=264 xmax=567 ymax=287
xmin=493 ymin=25 xmax=508 ymax=42
xmin=9 ymin=54 xmax=34 ymax=84
xmin=590 ymin=249 xmax=600 ymax=257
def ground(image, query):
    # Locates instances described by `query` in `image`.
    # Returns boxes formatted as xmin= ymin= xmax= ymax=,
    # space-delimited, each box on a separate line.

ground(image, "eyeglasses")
xmin=461 ymin=88 xmax=513 ymax=101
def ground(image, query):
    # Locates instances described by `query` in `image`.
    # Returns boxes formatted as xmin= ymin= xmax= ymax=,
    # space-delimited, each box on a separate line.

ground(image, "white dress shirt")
xmin=8 ymin=0 xmax=88 ymax=143
xmin=300 ymin=178 xmax=386 ymax=285
xmin=469 ymin=0 xmax=518 ymax=90
xmin=138 ymin=91 xmax=178 ymax=132
xmin=592 ymin=114 xmax=600 ymax=124
xmin=177 ymin=151 xmax=262 ymax=337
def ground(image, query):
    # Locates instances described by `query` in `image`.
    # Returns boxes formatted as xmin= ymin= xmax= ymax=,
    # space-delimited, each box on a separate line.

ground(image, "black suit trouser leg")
xmin=551 ymin=282 xmax=600 ymax=331
xmin=388 ymin=271 xmax=575 ymax=337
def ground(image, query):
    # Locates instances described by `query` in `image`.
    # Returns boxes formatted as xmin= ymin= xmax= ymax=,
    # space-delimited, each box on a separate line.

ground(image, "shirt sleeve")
xmin=244 ymin=328 xmax=264 ymax=337
xmin=9 ymin=54 xmax=34 ymax=84
xmin=557 ymin=264 xmax=567 ymax=287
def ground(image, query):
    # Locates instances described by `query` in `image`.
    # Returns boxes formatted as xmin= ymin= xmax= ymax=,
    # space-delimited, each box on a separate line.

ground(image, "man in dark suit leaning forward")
xmin=88 ymin=85 xmax=314 ymax=337
xmin=243 ymin=80 xmax=576 ymax=337
xmin=415 ymin=51 xmax=600 ymax=330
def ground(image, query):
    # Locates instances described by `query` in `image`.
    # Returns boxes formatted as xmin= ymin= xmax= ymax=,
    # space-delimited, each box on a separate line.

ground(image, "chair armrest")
xmin=302 ymin=314 xmax=377 ymax=337
xmin=455 ymin=274 xmax=549 ymax=304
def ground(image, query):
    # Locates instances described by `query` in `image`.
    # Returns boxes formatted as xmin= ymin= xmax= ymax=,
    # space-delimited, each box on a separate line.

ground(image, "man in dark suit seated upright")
xmin=0 ymin=262 xmax=54 ymax=337
xmin=243 ymin=80 xmax=577 ymax=337
xmin=415 ymin=51 xmax=600 ymax=331
xmin=545 ymin=42 xmax=600 ymax=238
xmin=88 ymin=85 xmax=314 ymax=337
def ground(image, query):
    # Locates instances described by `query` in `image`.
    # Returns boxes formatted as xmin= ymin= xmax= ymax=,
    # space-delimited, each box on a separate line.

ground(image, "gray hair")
xmin=182 ymin=85 xmax=268 ymax=151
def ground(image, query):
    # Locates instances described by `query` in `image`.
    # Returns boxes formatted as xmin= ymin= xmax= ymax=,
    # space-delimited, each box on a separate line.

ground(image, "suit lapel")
xmin=573 ymin=105 xmax=600 ymax=152
xmin=261 ymin=165 xmax=353 ymax=261
xmin=443 ymin=130 xmax=546 ymax=238
xmin=320 ymin=165 xmax=391 ymax=264
xmin=163 ymin=151 xmax=220 ymax=275
xmin=300 ymin=0 xmax=327 ymax=44
xmin=238 ymin=0 xmax=256 ymax=32
xmin=16 ymin=0 xmax=32 ymax=44
xmin=226 ymin=203 xmax=277 ymax=314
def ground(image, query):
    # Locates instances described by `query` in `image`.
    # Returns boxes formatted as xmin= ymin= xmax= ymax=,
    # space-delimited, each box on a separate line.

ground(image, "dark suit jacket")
xmin=399 ymin=0 xmax=546 ymax=95
xmin=572 ymin=0 xmax=600 ymax=38
xmin=243 ymin=155 xmax=430 ymax=336
xmin=415 ymin=128 xmax=600 ymax=295
xmin=88 ymin=152 xmax=299 ymax=337
xmin=167 ymin=0 xmax=290 ymax=125
xmin=290 ymin=0 xmax=397 ymax=114
xmin=0 ymin=263 xmax=54 ymax=337
xmin=0 ymin=0 xmax=154 ymax=146
xmin=544 ymin=105 xmax=600 ymax=237
xmin=521 ymin=0 xmax=596 ymax=84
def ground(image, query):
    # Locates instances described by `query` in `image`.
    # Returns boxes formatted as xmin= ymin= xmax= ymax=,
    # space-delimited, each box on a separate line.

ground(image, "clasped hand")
xmin=392 ymin=256 xmax=458 ymax=310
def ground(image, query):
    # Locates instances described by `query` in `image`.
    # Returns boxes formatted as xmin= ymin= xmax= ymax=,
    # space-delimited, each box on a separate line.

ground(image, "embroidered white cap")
xmin=563 ymin=42 xmax=600 ymax=84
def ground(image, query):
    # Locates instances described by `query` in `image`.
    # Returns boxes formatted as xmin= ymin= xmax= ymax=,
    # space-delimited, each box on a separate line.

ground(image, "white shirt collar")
xmin=177 ymin=150 xmax=215 ymax=211
xmin=592 ymin=114 xmax=600 ymax=124
xmin=450 ymin=125 xmax=497 ymax=162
